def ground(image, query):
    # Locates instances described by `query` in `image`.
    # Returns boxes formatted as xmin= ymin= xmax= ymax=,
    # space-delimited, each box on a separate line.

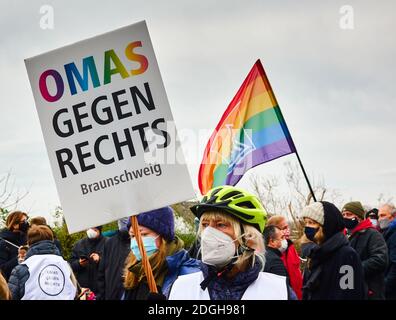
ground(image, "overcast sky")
xmin=0 ymin=0 xmax=395 ymax=225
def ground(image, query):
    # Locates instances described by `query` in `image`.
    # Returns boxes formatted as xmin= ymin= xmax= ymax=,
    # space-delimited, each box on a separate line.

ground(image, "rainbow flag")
xmin=198 ymin=60 xmax=296 ymax=195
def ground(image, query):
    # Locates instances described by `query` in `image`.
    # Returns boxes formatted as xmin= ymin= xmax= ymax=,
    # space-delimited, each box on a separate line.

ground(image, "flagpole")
xmin=294 ymin=151 xmax=317 ymax=202
xmin=255 ymin=59 xmax=317 ymax=202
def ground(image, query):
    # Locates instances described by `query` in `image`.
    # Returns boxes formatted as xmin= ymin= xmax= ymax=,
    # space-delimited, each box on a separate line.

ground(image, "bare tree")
xmin=250 ymin=160 xmax=343 ymax=241
xmin=0 ymin=172 xmax=29 ymax=227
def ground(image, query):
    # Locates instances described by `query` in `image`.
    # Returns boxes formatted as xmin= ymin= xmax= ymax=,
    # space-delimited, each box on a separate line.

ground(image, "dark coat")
xmin=0 ymin=228 xmax=27 ymax=280
xmin=7 ymin=240 xmax=61 ymax=299
xmin=264 ymin=247 xmax=289 ymax=279
xmin=348 ymin=219 xmax=388 ymax=300
xmin=383 ymin=220 xmax=396 ymax=299
xmin=303 ymin=201 xmax=366 ymax=300
xmin=70 ymin=234 xmax=107 ymax=294
xmin=303 ymin=232 xmax=366 ymax=300
xmin=96 ymin=230 xmax=130 ymax=300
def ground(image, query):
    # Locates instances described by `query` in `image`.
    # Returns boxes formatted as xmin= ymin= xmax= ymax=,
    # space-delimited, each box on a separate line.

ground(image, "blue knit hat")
xmin=127 ymin=206 xmax=175 ymax=241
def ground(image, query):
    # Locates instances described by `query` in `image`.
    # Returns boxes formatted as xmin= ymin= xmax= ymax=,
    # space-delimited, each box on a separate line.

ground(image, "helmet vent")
xmin=236 ymin=201 xmax=255 ymax=209
xmin=220 ymin=191 xmax=242 ymax=200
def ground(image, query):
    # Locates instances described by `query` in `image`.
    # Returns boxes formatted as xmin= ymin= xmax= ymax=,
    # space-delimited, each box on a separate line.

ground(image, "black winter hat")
xmin=365 ymin=208 xmax=379 ymax=220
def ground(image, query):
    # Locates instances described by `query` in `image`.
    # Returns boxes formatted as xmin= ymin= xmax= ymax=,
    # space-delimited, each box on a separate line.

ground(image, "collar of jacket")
xmin=201 ymin=257 xmax=261 ymax=288
xmin=0 ymin=228 xmax=26 ymax=245
xmin=266 ymin=246 xmax=282 ymax=257
xmin=128 ymin=236 xmax=186 ymax=286
xmin=350 ymin=218 xmax=375 ymax=238
xmin=26 ymin=240 xmax=60 ymax=259
xmin=310 ymin=232 xmax=349 ymax=267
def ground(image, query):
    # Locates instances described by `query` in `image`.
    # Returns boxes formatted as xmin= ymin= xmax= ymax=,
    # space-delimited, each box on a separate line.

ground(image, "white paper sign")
xmin=25 ymin=21 xmax=194 ymax=233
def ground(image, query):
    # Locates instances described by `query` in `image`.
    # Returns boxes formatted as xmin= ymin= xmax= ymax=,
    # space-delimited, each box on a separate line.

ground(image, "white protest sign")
xmin=25 ymin=21 xmax=195 ymax=233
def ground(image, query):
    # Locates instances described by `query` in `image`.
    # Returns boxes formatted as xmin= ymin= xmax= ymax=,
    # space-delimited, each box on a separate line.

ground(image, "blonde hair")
xmin=123 ymin=237 xmax=168 ymax=289
xmin=313 ymin=226 xmax=325 ymax=245
xmin=199 ymin=211 xmax=265 ymax=271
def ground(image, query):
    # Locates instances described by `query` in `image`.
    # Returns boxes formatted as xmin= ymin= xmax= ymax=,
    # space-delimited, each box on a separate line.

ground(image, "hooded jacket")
xmin=383 ymin=219 xmax=396 ymax=299
xmin=7 ymin=240 xmax=75 ymax=300
xmin=303 ymin=201 xmax=366 ymax=300
xmin=348 ymin=219 xmax=388 ymax=300
xmin=0 ymin=228 xmax=27 ymax=280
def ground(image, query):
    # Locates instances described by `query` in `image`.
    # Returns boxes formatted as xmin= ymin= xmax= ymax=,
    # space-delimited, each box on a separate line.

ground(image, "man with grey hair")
xmin=378 ymin=203 xmax=396 ymax=299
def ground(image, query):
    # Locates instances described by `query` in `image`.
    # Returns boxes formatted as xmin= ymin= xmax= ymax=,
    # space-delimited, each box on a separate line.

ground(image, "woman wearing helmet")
xmin=169 ymin=185 xmax=291 ymax=300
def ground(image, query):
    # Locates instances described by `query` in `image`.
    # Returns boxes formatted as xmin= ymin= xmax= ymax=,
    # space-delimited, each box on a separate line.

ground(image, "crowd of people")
xmin=0 ymin=185 xmax=396 ymax=300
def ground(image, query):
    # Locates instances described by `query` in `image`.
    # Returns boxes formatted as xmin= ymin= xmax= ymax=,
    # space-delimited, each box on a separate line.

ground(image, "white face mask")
xmin=200 ymin=226 xmax=238 ymax=268
xmin=86 ymin=228 xmax=98 ymax=239
xmin=278 ymin=239 xmax=288 ymax=253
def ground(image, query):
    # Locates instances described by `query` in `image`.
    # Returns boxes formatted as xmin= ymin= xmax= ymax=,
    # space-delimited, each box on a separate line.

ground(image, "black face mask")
xmin=304 ymin=227 xmax=319 ymax=241
xmin=343 ymin=218 xmax=359 ymax=230
xmin=19 ymin=221 xmax=29 ymax=233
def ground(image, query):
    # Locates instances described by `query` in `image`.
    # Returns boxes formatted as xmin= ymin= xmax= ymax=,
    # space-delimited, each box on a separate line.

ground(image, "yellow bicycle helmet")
xmin=191 ymin=185 xmax=267 ymax=233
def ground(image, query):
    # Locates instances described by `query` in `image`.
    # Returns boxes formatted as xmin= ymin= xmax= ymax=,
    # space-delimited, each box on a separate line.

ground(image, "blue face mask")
xmin=130 ymin=236 xmax=158 ymax=261
xmin=370 ymin=219 xmax=378 ymax=227
xmin=304 ymin=226 xmax=319 ymax=242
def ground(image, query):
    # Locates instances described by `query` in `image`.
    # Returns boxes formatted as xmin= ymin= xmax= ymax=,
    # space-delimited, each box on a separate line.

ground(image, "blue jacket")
xmin=123 ymin=248 xmax=200 ymax=300
xmin=162 ymin=249 xmax=200 ymax=297
xmin=384 ymin=220 xmax=396 ymax=299
xmin=8 ymin=240 xmax=61 ymax=300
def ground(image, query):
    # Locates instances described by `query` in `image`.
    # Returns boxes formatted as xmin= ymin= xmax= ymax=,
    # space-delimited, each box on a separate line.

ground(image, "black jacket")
xmin=303 ymin=232 xmax=366 ymax=300
xmin=348 ymin=222 xmax=388 ymax=300
xmin=7 ymin=240 xmax=62 ymax=299
xmin=303 ymin=201 xmax=366 ymax=300
xmin=0 ymin=229 xmax=27 ymax=280
xmin=383 ymin=220 xmax=396 ymax=299
xmin=264 ymin=247 xmax=289 ymax=279
xmin=96 ymin=230 xmax=130 ymax=300
xmin=70 ymin=234 xmax=107 ymax=294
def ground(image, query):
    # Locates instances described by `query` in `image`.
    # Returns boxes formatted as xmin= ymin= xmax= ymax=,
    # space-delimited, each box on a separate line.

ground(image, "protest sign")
xmin=25 ymin=21 xmax=194 ymax=233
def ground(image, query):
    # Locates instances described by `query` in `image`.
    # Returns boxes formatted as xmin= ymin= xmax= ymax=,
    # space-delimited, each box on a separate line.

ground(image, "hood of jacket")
xmin=25 ymin=240 xmax=61 ymax=259
xmin=321 ymin=201 xmax=345 ymax=241
xmin=350 ymin=218 xmax=375 ymax=237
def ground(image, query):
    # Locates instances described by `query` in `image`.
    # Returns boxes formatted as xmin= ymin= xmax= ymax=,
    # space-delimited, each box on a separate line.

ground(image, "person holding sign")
xmin=122 ymin=207 xmax=200 ymax=300
xmin=7 ymin=225 xmax=77 ymax=300
xmin=169 ymin=186 xmax=290 ymax=300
